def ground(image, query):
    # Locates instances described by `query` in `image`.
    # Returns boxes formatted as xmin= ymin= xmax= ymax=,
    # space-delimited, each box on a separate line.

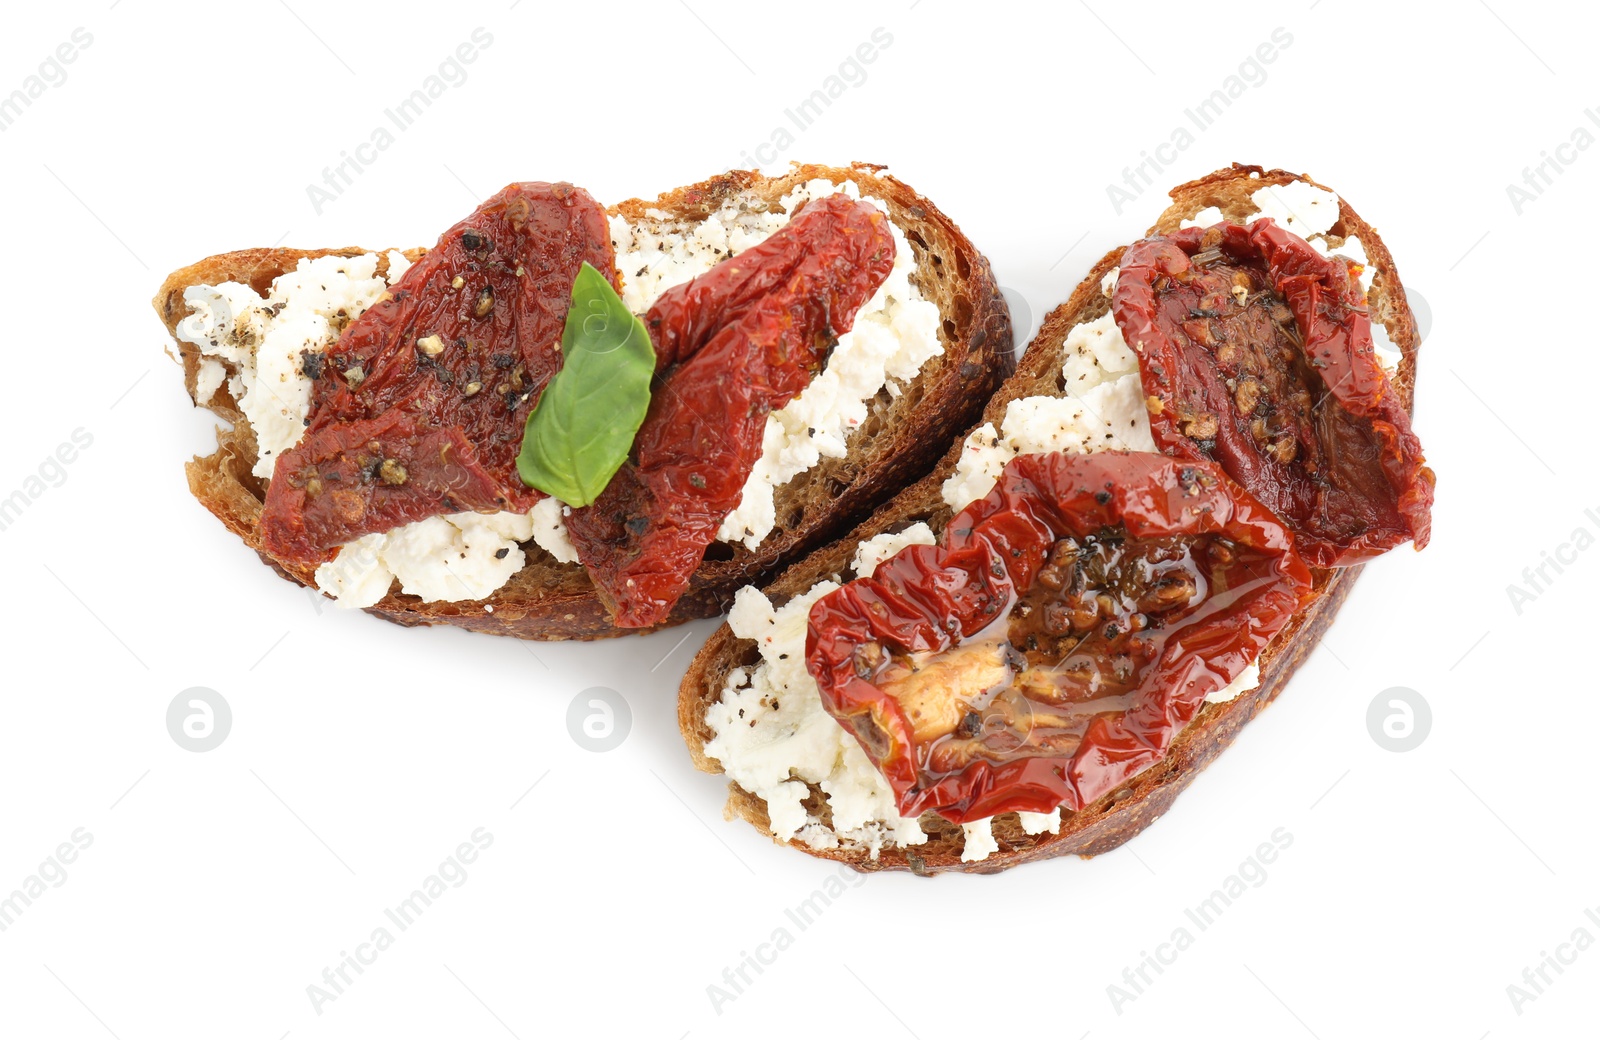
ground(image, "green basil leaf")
xmin=516 ymin=262 xmax=655 ymax=507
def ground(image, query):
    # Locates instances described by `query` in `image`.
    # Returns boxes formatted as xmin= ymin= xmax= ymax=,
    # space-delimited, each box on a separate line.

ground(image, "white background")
xmin=0 ymin=1 xmax=1593 ymax=1036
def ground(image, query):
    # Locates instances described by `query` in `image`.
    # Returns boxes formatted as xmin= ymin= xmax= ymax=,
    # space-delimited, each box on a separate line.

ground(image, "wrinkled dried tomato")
xmin=805 ymin=451 xmax=1312 ymax=823
xmin=1113 ymin=219 xmax=1433 ymax=567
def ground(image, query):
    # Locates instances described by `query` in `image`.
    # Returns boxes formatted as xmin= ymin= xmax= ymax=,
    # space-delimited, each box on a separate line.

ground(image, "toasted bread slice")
xmin=677 ymin=164 xmax=1423 ymax=874
xmin=154 ymin=163 xmax=1013 ymax=639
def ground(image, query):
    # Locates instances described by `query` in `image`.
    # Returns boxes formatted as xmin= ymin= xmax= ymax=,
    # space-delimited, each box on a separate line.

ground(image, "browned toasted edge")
xmin=154 ymin=163 xmax=1014 ymax=640
xmin=677 ymin=163 xmax=1423 ymax=874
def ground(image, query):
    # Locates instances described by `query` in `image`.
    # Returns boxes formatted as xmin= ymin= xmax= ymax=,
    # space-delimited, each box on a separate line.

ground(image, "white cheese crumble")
xmin=1247 ymin=181 xmax=1340 ymax=237
xmin=194 ymin=357 xmax=227 ymax=406
xmin=942 ymin=286 xmax=1155 ymax=512
xmin=176 ymin=253 xmax=400 ymax=480
xmin=1018 ymin=810 xmax=1062 ymax=835
xmin=384 ymin=250 xmax=413 ymax=284
xmin=1179 ymin=182 xmax=1380 ymax=300
xmin=960 ymin=819 xmax=999 ymax=863
xmin=850 ymin=522 xmax=936 ymax=580
xmin=528 ymin=496 xmax=580 ymax=565
xmin=314 ymin=510 xmax=534 ymax=605
xmin=704 ymin=583 xmax=930 ymax=858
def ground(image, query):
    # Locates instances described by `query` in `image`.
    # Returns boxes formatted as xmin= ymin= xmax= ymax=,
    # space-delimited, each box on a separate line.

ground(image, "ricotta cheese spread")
xmin=314 ymin=511 xmax=535 ymax=605
xmin=703 ymin=523 xmax=940 ymax=859
xmin=941 ymin=272 xmax=1155 ymax=511
xmin=706 ymin=580 xmax=930 ymax=859
xmin=704 ymin=521 xmax=940 ymax=857
xmin=176 ymin=252 xmax=406 ymax=481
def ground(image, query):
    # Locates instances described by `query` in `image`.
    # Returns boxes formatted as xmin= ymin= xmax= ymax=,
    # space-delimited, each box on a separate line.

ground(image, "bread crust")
xmin=677 ymin=164 xmax=1423 ymax=874
xmin=155 ymin=163 xmax=1015 ymax=639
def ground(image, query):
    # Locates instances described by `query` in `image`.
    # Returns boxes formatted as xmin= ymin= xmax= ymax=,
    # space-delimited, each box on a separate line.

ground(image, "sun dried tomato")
xmin=1112 ymin=219 xmax=1433 ymax=568
xmin=566 ymin=194 xmax=896 ymax=628
xmin=805 ymin=451 xmax=1312 ymax=823
xmin=260 ymin=181 xmax=614 ymax=563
